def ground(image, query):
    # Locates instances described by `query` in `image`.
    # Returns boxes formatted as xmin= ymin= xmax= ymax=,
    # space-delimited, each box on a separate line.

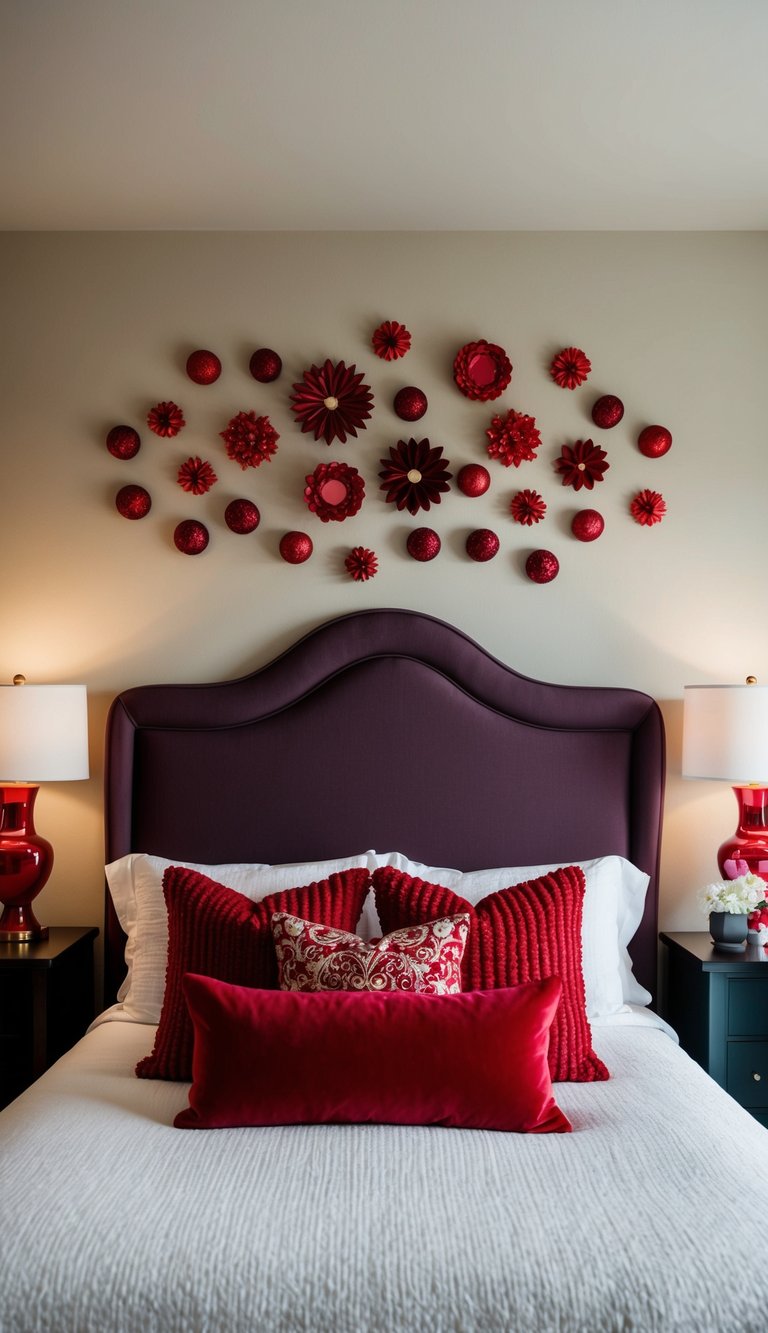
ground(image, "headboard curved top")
xmin=104 ymin=607 xmax=665 ymax=1001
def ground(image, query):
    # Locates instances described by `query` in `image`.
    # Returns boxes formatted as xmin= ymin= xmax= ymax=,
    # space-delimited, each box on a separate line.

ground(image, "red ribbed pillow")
xmin=174 ymin=973 xmax=572 ymax=1133
xmin=136 ymin=865 xmax=371 ymax=1081
xmin=372 ymin=864 xmax=608 ymax=1083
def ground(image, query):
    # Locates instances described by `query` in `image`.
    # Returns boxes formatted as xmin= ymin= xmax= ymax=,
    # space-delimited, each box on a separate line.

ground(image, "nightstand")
xmin=660 ymin=931 xmax=768 ymax=1128
xmin=0 ymin=925 xmax=99 ymax=1109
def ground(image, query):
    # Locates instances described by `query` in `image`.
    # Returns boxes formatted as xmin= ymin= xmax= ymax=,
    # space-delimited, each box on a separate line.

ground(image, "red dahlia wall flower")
xmin=510 ymin=489 xmax=547 ymax=525
xmin=344 ymin=547 xmax=378 ymax=581
xmin=549 ymin=347 xmax=592 ymax=389
xmin=147 ymin=401 xmax=185 ymax=437
xmin=630 ymin=489 xmax=666 ymax=526
xmin=291 ymin=360 xmax=374 ymax=445
xmin=378 ymin=438 xmax=452 ymax=515
xmin=177 ymin=456 xmax=218 ymax=494
xmin=371 ymin=320 xmax=412 ymax=361
xmin=220 ymin=412 xmax=279 ymax=469
xmin=486 ymin=410 xmax=542 ymax=468
xmin=553 ymin=439 xmax=609 ymax=490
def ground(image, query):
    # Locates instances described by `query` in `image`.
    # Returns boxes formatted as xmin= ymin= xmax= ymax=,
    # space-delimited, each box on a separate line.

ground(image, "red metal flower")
xmin=510 ymin=489 xmax=547 ymax=525
xmin=220 ymin=411 xmax=279 ymax=469
xmin=291 ymin=359 xmax=374 ymax=445
xmin=453 ymin=340 xmax=512 ymax=401
xmin=372 ymin=320 xmax=411 ymax=361
xmin=630 ymin=489 xmax=666 ymax=526
xmin=486 ymin=410 xmax=541 ymax=467
xmin=177 ymin=456 xmax=218 ymax=494
xmin=379 ymin=438 xmax=452 ymax=515
xmin=304 ymin=461 xmax=365 ymax=522
xmin=550 ymin=347 xmax=591 ymax=390
xmin=147 ymin=401 xmax=185 ymax=437
xmin=344 ymin=546 xmax=378 ymax=581
xmin=554 ymin=439 xmax=609 ymax=490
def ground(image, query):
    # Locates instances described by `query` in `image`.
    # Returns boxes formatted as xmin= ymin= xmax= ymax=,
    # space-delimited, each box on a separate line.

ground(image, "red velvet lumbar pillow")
xmin=372 ymin=864 xmax=608 ymax=1084
xmin=174 ymin=972 xmax=572 ymax=1133
xmin=136 ymin=865 xmax=371 ymax=1082
xmin=271 ymin=911 xmax=470 ymax=993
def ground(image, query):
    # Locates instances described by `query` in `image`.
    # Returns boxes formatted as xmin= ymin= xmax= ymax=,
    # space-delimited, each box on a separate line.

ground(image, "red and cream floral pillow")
xmin=272 ymin=911 xmax=470 ymax=994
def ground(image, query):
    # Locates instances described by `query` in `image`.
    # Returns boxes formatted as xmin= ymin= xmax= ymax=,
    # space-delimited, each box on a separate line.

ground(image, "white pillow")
xmin=105 ymin=851 xmax=378 ymax=1025
xmin=369 ymin=851 xmax=652 ymax=1017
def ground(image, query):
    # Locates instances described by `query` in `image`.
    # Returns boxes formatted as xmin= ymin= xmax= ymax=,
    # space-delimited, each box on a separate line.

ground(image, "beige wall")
xmin=2 ymin=231 xmax=766 ymax=961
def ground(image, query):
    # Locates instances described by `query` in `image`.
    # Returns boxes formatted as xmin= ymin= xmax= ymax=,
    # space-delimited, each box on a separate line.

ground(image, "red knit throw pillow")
xmin=136 ymin=865 xmax=371 ymax=1082
xmin=372 ymin=864 xmax=608 ymax=1083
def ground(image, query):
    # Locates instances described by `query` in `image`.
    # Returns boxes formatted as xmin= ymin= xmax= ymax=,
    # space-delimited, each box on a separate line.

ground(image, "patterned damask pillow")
xmin=271 ymin=912 xmax=469 ymax=994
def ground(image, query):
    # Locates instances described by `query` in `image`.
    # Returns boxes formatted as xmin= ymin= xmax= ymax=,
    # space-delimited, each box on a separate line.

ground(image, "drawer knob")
xmin=753 ymin=1072 xmax=762 ymax=1082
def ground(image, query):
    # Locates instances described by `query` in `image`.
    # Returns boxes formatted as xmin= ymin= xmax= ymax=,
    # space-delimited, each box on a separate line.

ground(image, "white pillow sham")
xmin=369 ymin=851 xmax=652 ymax=1016
xmin=105 ymin=851 xmax=378 ymax=1025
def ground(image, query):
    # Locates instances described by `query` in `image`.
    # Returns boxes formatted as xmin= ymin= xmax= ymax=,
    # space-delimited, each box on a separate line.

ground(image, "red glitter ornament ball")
xmin=174 ymin=519 xmax=209 ymax=555
xmin=591 ymin=395 xmax=624 ymax=429
xmin=186 ymin=349 xmax=221 ymax=385
xmin=571 ymin=509 xmax=605 ymax=542
xmin=407 ymin=527 xmax=441 ymax=562
xmin=249 ymin=348 xmax=283 ymax=383
xmin=279 ymin=531 xmax=313 ymax=564
xmin=225 ymin=499 xmax=260 ymax=534
xmin=106 ymin=425 xmax=141 ymax=460
xmin=115 ymin=484 xmax=151 ymax=519
xmin=638 ymin=425 xmax=672 ymax=458
xmin=393 ymin=386 xmax=428 ymax=421
xmin=466 ymin=529 xmax=499 ymax=562
xmin=457 ymin=464 xmax=491 ymax=497
xmin=525 ymin=550 xmax=560 ymax=583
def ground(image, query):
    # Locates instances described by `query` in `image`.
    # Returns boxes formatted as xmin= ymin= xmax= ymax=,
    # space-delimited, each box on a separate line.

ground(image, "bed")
xmin=2 ymin=607 xmax=767 ymax=1333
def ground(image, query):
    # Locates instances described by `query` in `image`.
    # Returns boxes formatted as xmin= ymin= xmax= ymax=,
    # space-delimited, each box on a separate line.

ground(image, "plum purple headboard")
xmin=104 ymin=608 xmax=665 ymax=1004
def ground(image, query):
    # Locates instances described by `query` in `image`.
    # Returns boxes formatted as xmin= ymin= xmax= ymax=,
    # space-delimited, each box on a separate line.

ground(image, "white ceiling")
xmin=3 ymin=0 xmax=767 ymax=231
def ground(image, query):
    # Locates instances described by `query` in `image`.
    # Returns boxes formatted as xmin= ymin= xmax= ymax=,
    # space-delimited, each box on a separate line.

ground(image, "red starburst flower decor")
xmin=177 ymin=456 xmax=218 ymax=495
xmin=550 ymin=347 xmax=592 ymax=390
xmin=291 ymin=359 xmax=374 ymax=445
xmin=453 ymin=340 xmax=512 ymax=401
xmin=147 ymin=401 xmax=185 ymax=437
xmin=220 ymin=411 xmax=279 ymax=469
xmin=486 ymin=409 xmax=542 ymax=468
xmin=344 ymin=546 xmax=378 ymax=581
xmin=510 ymin=489 xmax=547 ymax=525
xmin=372 ymin=320 xmax=412 ymax=361
xmin=379 ymin=438 xmax=452 ymax=515
xmin=554 ymin=439 xmax=609 ymax=491
xmin=630 ymin=489 xmax=666 ymax=526
xmin=304 ymin=462 xmax=365 ymax=523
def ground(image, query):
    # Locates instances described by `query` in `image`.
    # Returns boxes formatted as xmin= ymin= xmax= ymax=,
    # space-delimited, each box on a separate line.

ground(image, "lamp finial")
xmin=12 ymin=674 xmax=26 ymax=686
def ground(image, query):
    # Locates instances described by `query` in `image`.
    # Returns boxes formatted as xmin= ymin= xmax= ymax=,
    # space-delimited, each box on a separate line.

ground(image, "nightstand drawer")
xmin=728 ymin=979 xmax=768 ymax=1037
xmin=727 ymin=1042 xmax=768 ymax=1107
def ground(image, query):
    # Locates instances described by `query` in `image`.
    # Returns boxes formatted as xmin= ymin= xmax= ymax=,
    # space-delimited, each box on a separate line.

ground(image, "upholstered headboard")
xmin=104 ymin=608 xmax=665 ymax=1003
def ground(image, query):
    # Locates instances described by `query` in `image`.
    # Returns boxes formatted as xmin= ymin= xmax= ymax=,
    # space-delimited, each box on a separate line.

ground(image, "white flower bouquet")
xmin=697 ymin=873 xmax=768 ymax=916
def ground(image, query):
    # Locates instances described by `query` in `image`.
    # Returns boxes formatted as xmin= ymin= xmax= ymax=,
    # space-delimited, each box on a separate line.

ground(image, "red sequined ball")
xmin=225 ymin=499 xmax=260 ymax=534
xmin=457 ymin=464 xmax=491 ymax=497
xmin=525 ymin=550 xmax=560 ymax=583
xmin=147 ymin=401 xmax=185 ymax=437
xmin=345 ymin=547 xmax=378 ymax=581
xmin=279 ymin=531 xmax=313 ymax=563
xmin=591 ymin=395 xmax=624 ymax=429
xmin=106 ymin=425 xmax=141 ymax=460
xmin=638 ymin=425 xmax=672 ymax=458
xmin=406 ymin=528 xmax=441 ymax=561
xmin=115 ymin=485 xmax=151 ymax=519
xmin=249 ymin=348 xmax=283 ymax=383
xmin=393 ymin=386 xmax=428 ymax=421
xmin=571 ymin=509 xmax=605 ymax=542
xmin=174 ymin=519 xmax=209 ymax=554
xmin=466 ymin=529 xmax=500 ymax=562
xmin=186 ymin=349 xmax=221 ymax=385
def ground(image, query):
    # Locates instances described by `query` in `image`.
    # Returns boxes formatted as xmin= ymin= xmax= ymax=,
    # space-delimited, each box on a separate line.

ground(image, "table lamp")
xmin=0 ymin=677 xmax=89 ymax=941
xmin=682 ymin=678 xmax=768 ymax=879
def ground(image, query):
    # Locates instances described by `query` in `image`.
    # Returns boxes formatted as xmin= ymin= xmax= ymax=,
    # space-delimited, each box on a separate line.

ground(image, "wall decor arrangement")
xmin=105 ymin=324 xmax=672 ymax=577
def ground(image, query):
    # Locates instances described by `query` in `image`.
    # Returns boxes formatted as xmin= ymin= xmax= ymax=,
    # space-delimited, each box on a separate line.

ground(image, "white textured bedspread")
xmin=1 ymin=1018 xmax=766 ymax=1333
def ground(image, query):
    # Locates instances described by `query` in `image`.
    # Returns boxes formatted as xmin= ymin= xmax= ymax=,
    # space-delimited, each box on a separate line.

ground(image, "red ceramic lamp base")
xmin=0 ymin=785 xmax=52 ymax=942
xmin=718 ymin=785 xmax=768 ymax=880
